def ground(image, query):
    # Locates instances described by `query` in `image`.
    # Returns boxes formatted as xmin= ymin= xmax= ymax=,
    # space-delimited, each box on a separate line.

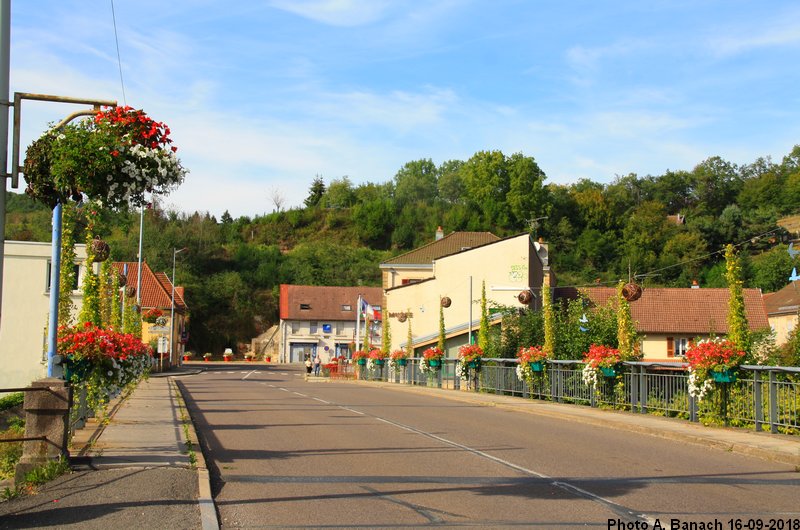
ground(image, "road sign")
xmin=149 ymin=325 xmax=170 ymax=333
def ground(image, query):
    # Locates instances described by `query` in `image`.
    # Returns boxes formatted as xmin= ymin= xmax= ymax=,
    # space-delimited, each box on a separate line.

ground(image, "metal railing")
xmin=351 ymin=359 xmax=800 ymax=435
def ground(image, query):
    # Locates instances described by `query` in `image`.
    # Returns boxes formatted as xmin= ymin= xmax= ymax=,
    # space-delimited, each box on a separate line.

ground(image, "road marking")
xmin=368 ymin=415 xmax=652 ymax=525
xmin=226 ymin=371 xmax=235 ymax=374
xmin=340 ymin=407 xmax=365 ymax=415
xmin=268 ymin=384 xmax=275 ymax=388
xmin=279 ymin=388 xmax=289 ymax=392
xmin=241 ymin=370 xmax=257 ymax=380
xmin=313 ymin=398 xmax=330 ymax=404
xmin=281 ymin=372 xmax=289 ymax=375
xmin=293 ymin=392 xmax=307 ymax=397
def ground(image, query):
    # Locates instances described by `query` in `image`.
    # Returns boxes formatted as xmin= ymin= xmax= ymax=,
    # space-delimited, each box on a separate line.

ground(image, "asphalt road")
xmin=178 ymin=365 xmax=800 ymax=529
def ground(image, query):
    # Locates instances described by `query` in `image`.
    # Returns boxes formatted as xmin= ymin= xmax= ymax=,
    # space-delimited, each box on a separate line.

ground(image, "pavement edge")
xmin=169 ymin=377 xmax=220 ymax=530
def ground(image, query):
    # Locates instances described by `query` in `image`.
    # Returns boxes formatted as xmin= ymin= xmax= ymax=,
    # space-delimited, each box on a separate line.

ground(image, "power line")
xmin=110 ymin=0 xmax=127 ymax=106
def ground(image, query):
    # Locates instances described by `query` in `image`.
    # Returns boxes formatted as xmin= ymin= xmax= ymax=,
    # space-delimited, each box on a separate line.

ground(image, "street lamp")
xmin=170 ymin=247 xmax=187 ymax=369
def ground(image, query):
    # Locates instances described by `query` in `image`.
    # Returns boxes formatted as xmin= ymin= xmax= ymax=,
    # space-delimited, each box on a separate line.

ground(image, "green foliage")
xmin=616 ymin=282 xmax=638 ymax=360
xmin=23 ymin=457 xmax=70 ymax=486
xmin=478 ymin=281 xmax=489 ymax=352
xmin=8 ymin=142 xmax=800 ymax=355
xmin=542 ymin=283 xmax=555 ymax=358
xmin=58 ymin=203 xmax=78 ymax=327
xmin=0 ymin=393 xmax=24 ymax=410
xmin=725 ymin=244 xmax=751 ymax=354
xmin=438 ymin=301 xmax=446 ymax=353
xmin=381 ymin=310 xmax=391 ymax=355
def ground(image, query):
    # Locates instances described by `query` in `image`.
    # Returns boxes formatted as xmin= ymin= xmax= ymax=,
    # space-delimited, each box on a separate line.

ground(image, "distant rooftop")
xmin=380 ymin=231 xmax=500 ymax=267
xmin=555 ymin=286 xmax=769 ymax=335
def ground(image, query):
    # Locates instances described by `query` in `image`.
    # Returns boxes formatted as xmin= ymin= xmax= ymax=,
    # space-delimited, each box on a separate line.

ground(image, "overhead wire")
xmin=110 ymin=0 xmax=127 ymax=106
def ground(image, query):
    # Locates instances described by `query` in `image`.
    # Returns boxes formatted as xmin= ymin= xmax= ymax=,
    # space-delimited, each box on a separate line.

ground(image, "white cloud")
xmin=267 ymin=0 xmax=396 ymax=27
xmin=708 ymin=20 xmax=800 ymax=56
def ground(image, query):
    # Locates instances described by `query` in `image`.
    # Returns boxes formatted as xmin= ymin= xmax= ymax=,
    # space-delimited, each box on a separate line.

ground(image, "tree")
xmin=381 ymin=311 xmax=391 ymax=355
xmin=322 ymin=177 xmax=356 ymax=209
xmin=461 ymin=150 xmax=512 ymax=229
xmin=268 ymin=186 xmax=286 ymax=213
xmin=616 ymin=282 xmax=638 ymax=360
xmin=506 ymin=152 xmax=547 ymax=226
xmin=304 ymin=175 xmax=327 ymax=208
xmin=750 ymin=245 xmax=796 ymax=293
xmin=477 ymin=281 xmax=489 ymax=352
xmin=542 ymin=281 xmax=555 ymax=358
xmin=437 ymin=159 xmax=465 ymax=204
xmin=725 ymin=244 xmax=751 ymax=353
xmin=393 ymin=159 xmax=438 ymax=205
xmin=438 ymin=300 xmax=446 ymax=353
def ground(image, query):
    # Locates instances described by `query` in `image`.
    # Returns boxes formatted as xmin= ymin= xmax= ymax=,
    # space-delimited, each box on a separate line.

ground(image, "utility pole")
xmin=0 ymin=0 xmax=11 ymax=329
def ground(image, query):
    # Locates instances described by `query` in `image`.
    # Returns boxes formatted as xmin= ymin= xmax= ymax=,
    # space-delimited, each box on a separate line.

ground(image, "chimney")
xmin=435 ymin=226 xmax=444 ymax=241
xmin=691 ymin=280 xmax=699 ymax=289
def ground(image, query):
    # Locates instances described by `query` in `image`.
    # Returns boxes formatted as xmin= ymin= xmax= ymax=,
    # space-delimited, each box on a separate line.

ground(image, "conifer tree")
xmin=478 ymin=281 xmax=489 ymax=352
xmin=58 ymin=203 xmax=77 ymax=327
xmin=616 ymin=281 xmax=638 ymax=359
xmin=542 ymin=281 xmax=555 ymax=358
xmin=725 ymin=244 xmax=751 ymax=353
xmin=438 ymin=300 xmax=446 ymax=352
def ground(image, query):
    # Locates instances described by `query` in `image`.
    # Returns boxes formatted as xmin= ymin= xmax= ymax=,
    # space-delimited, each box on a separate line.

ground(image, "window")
xmin=46 ymin=262 xmax=80 ymax=293
xmin=401 ymin=278 xmax=421 ymax=285
xmin=341 ymin=304 xmax=352 ymax=311
xmin=667 ymin=337 xmax=689 ymax=357
xmin=300 ymin=303 xmax=311 ymax=310
xmin=675 ymin=338 xmax=688 ymax=357
xmin=310 ymin=321 xmax=318 ymax=334
xmin=291 ymin=322 xmax=300 ymax=334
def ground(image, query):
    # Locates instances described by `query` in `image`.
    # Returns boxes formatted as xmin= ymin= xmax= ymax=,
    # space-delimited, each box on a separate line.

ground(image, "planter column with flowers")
xmin=458 ymin=344 xmax=483 ymax=391
xmin=18 ymin=97 xmax=187 ymax=378
xmin=420 ymin=347 xmax=444 ymax=387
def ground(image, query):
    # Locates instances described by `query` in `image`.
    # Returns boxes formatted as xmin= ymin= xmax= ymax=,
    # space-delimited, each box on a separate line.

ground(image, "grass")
xmin=173 ymin=384 xmax=197 ymax=468
xmin=0 ymin=393 xmax=24 ymax=411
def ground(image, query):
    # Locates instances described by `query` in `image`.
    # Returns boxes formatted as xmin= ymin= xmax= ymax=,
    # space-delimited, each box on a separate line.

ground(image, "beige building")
xmin=763 ymin=281 xmax=799 ymax=346
xmin=0 ymin=241 xmax=88 ymax=390
xmin=382 ymin=232 xmax=551 ymax=356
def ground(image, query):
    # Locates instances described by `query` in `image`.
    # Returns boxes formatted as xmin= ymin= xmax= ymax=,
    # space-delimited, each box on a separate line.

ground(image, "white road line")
xmin=281 ymin=372 xmax=289 ymax=375
xmin=293 ymin=392 xmax=307 ymax=397
xmin=370 ymin=415 xmax=651 ymax=524
xmin=313 ymin=398 xmax=330 ymax=404
xmin=340 ymin=407 xmax=365 ymax=415
xmin=226 ymin=371 xmax=235 ymax=374
xmin=242 ymin=370 xmax=257 ymax=380
xmin=268 ymin=384 xmax=275 ymax=388
xmin=279 ymin=388 xmax=289 ymax=392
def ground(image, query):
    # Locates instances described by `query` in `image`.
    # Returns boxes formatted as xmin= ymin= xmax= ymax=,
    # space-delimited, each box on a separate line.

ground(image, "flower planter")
xmin=528 ymin=361 xmax=544 ymax=372
xmin=397 ymin=359 xmax=408 ymax=367
xmin=357 ymin=358 xmax=367 ymax=366
xmin=203 ymin=357 xmax=212 ymax=362
xmin=183 ymin=355 xmax=191 ymax=361
xmin=245 ymin=357 xmax=253 ymax=362
xmin=223 ymin=356 xmax=232 ymax=362
xmin=428 ymin=359 xmax=441 ymax=368
xmin=467 ymin=359 xmax=481 ymax=369
xmin=600 ymin=366 xmax=618 ymax=377
xmin=711 ymin=369 xmax=736 ymax=383
xmin=374 ymin=359 xmax=385 ymax=366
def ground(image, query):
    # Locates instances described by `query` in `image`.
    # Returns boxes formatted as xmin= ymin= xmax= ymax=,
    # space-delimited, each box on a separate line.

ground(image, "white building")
xmin=278 ymin=284 xmax=382 ymax=363
xmin=0 ymin=241 xmax=88 ymax=390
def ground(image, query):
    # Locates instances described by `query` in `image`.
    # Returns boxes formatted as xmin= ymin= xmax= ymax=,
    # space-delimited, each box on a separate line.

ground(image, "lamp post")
xmin=170 ymin=247 xmax=187 ymax=369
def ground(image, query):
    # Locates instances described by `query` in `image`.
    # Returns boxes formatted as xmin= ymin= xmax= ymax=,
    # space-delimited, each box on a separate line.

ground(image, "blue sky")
xmin=9 ymin=1 xmax=800 ymax=218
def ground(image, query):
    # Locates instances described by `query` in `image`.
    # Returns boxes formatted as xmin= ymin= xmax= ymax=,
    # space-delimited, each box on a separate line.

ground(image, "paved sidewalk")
xmin=329 ymin=378 xmax=800 ymax=467
xmin=0 ymin=369 xmax=218 ymax=530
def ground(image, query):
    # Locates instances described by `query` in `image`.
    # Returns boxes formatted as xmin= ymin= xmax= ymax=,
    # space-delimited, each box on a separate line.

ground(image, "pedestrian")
xmin=305 ymin=357 xmax=312 ymax=375
xmin=313 ymin=355 xmax=321 ymax=376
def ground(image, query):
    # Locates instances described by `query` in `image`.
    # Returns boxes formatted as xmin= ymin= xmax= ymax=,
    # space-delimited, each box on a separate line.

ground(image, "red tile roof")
xmin=280 ymin=284 xmax=383 ymax=321
xmin=380 ymin=231 xmax=500 ymax=266
xmin=555 ymin=286 xmax=769 ymax=334
xmin=112 ymin=261 xmax=186 ymax=312
xmin=763 ymin=281 xmax=800 ymax=316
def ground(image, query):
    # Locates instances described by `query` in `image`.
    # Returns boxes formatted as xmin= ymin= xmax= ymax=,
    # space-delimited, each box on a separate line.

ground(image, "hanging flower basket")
xmin=118 ymin=272 xmax=127 ymax=287
xmin=91 ymin=236 xmax=110 ymax=262
xmin=529 ymin=361 xmax=544 ymax=372
xmin=125 ymin=285 xmax=136 ymax=298
xmin=711 ymin=369 xmax=737 ymax=383
xmin=142 ymin=308 xmax=164 ymax=324
xmin=23 ymin=106 xmax=187 ymax=209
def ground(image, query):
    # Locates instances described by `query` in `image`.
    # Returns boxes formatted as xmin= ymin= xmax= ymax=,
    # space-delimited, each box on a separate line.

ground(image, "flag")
xmin=361 ymin=298 xmax=380 ymax=320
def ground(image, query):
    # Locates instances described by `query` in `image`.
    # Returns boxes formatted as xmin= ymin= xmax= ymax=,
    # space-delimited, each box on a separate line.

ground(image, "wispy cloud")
xmin=708 ymin=17 xmax=800 ymax=56
xmin=267 ymin=0 xmax=397 ymax=27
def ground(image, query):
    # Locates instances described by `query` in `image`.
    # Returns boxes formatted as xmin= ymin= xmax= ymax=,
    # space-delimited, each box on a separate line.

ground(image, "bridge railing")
xmin=360 ymin=359 xmax=799 ymax=435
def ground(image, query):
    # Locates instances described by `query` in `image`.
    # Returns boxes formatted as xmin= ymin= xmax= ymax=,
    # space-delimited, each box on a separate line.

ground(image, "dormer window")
xmin=300 ymin=303 xmax=311 ymax=310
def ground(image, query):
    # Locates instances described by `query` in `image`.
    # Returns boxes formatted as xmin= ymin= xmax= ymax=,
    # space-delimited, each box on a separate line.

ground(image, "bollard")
xmin=14 ymin=378 xmax=72 ymax=485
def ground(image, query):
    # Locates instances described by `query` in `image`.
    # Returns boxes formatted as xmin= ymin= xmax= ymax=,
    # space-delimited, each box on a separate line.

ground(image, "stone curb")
xmin=309 ymin=376 xmax=800 ymax=468
xmin=170 ymin=377 xmax=219 ymax=530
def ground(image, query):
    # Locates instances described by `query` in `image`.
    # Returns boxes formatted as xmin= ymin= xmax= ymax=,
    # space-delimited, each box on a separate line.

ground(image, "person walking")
xmin=313 ymin=355 xmax=321 ymax=376
xmin=305 ymin=357 xmax=313 ymax=375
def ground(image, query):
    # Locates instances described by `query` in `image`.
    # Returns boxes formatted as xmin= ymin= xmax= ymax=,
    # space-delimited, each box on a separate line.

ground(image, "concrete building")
xmin=382 ymin=233 xmax=552 ymax=356
xmin=0 ymin=241 xmax=89 ymax=390
xmin=278 ymin=284 xmax=383 ymax=363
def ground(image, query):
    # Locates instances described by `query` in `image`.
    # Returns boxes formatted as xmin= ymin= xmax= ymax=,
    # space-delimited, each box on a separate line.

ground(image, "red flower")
xmin=458 ymin=344 xmax=483 ymax=363
xmin=583 ymin=344 xmax=621 ymax=369
xmin=423 ymin=347 xmax=443 ymax=360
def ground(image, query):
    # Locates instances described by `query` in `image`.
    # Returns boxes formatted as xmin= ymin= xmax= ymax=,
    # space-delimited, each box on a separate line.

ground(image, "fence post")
xmin=689 ymin=393 xmax=698 ymax=423
xmin=753 ymin=369 xmax=763 ymax=432
xmin=639 ymin=366 xmax=648 ymax=414
xmin=15 ymin=378 xmax=72 ymax=485
xmin=768 ymin=370 xmax=778 ymax=434
xmin=630 ymin=365 xmax=639 ymax=413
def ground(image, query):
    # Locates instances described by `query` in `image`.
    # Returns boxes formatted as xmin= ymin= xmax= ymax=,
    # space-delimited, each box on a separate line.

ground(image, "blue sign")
xmin=322 ymin=323 xmax=332 ymax=333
